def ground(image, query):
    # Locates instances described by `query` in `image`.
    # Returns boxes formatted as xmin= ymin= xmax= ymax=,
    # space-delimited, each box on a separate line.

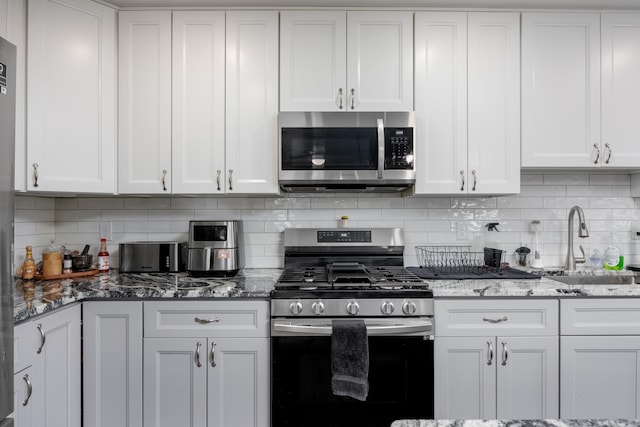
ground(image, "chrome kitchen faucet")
xmin=565 ymin=205 xmax=590 ymax=271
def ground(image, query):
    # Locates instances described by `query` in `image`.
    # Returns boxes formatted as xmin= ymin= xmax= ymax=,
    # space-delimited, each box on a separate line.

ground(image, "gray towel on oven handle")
xmin=331 ymin=319 xmax=369 ymax=401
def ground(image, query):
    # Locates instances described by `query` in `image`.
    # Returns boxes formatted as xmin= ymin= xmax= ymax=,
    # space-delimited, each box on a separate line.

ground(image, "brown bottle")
xmin=23 ymin=246 xmax=35 ymax=280
xmin=98 ymin=238 xmax=110 ymax=273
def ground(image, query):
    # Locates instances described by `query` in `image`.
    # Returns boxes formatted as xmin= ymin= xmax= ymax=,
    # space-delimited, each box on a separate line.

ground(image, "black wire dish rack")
xmin=414 ymin=245 xmax=507 ymax=274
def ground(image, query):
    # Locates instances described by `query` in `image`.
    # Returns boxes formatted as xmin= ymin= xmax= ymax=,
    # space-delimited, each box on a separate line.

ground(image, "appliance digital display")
xmin=317 ymin=230 xmax=372 ymax=243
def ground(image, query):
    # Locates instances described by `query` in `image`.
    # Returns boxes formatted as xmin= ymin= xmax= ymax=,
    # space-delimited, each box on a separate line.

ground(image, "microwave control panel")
xmin=384 ymin=128 xmax=414 ymax=169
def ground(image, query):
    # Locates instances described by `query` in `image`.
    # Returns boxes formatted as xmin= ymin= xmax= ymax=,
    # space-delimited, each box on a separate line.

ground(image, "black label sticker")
xmin=0 ymin=62 xmax=6 ymax=95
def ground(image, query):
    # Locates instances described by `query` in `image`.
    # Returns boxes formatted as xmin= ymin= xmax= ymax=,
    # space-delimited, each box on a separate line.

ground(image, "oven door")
xmin=271 ymin=318 xmax=434 ymax=427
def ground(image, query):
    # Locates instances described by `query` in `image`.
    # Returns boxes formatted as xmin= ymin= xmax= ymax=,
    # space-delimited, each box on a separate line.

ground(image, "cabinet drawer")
xmin=14 ymin=321 xmax=35 ymax=373
xmin=144 ymin=300 xmax=269 ymax=338
xmin=435 ymin=299 xmax=559 ymax=336
xmin=561 ymin=298 xmax=640 ymax=335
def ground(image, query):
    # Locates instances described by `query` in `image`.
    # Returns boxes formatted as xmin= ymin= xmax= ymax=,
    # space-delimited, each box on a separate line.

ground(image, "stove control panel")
xmin=317 ymin=230 xmax=371 ymax=243
xmin=272 ymin=298 xmax=434 ymax=317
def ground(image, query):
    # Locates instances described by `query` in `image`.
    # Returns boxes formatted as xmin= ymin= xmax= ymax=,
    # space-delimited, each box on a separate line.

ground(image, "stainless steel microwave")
xmin=278 ymin=111 xmax=416 ymax=192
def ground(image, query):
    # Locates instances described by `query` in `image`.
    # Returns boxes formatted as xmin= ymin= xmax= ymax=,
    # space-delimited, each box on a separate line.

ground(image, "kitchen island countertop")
xmin=391 ymin=419 xmax=640 ymax=427
xmin=13 ymin=268 xmax=640 ymax=323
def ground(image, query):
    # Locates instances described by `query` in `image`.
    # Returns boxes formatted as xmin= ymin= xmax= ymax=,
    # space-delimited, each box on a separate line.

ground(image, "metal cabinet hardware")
xmin=482 ymin=316 xmax=508 ymax=324
xmin=194 ymin=317 xmax=220 ymax=324
xmin=338 ymin=88 xmax=344 ymax=109
xmin=22 ymin=374 xmax=33 ymax=406
xmin=472 ymin=170 xmax=477 ymax=191
xmin=210 ymin=341 xmax=217 ymax=367
xmin=592 ymin=143 xmax=600 ymax=164
xmin=162 ymin=169 xmax=168 ymax=191
xmin=604 ymin=143 xmax=612 ymax=164
xmin=228 ymin=169 xmax=233 ymax=191
xmin=195 ymin=342 xmax=202 ymax=367
xmin=460 ymin=170 xmax=465 ymax=191
xmin=36 ymin=323 xmax=45 ymax=354
xmin=350 ymin=88 xmax=356 ymax=110
xmin=32 ymin=163 xmax=39 ymax=188
xmin=216 ymin=170 xmax=221 ymax=191
xmin=487 ymin=340 xmax=494 ymax=366
xmin=501 ymin=341 xmax=509 ymax=366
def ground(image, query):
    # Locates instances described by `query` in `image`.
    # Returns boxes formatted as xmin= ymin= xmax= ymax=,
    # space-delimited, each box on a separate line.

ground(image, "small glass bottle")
xmin=23 ymin=246 xmax=35 ymax=280
xmin=98 ymin=238 xmax=110 ymax=273
xmin=63 ymin=253 xmax=73 ymax=274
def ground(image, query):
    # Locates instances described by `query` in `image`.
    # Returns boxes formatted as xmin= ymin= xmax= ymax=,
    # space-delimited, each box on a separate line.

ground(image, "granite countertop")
xmin=13 ymin=267 xmax=640 ymax=324
xmin=13 ymin=269 xmax=280 ymax=323
xmin=391 ymin=420 xmax=640 ymax=427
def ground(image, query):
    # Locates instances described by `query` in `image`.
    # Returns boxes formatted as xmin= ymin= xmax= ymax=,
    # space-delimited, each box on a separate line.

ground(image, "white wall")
xmin=14 ymin=173 xmax=640 ymax=271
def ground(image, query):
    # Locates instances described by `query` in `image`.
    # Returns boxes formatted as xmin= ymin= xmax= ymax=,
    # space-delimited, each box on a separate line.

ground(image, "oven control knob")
xmin=346 ymin=301 xmax=360 ymax=316
xmin=381 ymin=301 xmax=395 ymax=315
xmin=402 ymin=301 xmax=417 ymax=315
xmin=289 ymin=301 xmax=304 ymax=315
xmin=311 ymin=301 xmax=325 ymax=315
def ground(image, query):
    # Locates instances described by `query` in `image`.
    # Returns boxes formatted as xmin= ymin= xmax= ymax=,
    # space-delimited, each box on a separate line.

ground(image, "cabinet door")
xmin=521 ymin=13 xmax=601 ymax=167
xmin=14 ymin=367 xmax=35 ymax=427
xmin=34 ymin=304 xmax=81 ymax=427
xmin=118 ymin=11 xmax=172 ymax=194
xmin=27 ymin=0 xmax=116 ymax=193
xmin=467 ymin=12 xmax=520 ymax=194
xmin=172 ymin=11 xmax=226 ymax=194
xmin=143 ymin=338 xmax=208 ymax=427
xmin=496 ymin=336 xmax=559 ymax=419
xmin=347 ymin=11 xmax=413 ymax=111
xmin=280 ymin=11 xmax=346 ymax=111
xmin=83 ymin=302 xmax=143 ymax=427
xmin=434 ymin=336 xmax=496 ymax=419
xmin=225 ymin=11 xmax=279 ymax=194
xmin=208 ymin=338 xmax=270 ymax=427
xmin=601 ymin=13 xmax=640 ymax=167
xmin=561 ymin=336 xmax=640 ymax=419
xmin=414 ymin=12 xmax=468 ymax=194
xmin=0 ymin=0 xmax=26 ymax=192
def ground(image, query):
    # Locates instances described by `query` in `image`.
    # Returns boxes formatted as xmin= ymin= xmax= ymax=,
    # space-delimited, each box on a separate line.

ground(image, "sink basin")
xmin=549 ymin=275 xmax=634 ymax=285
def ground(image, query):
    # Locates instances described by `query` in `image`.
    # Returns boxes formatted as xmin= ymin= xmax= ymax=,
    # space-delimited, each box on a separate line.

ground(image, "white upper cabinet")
xmin=522 ymin=12 xmax=640 ymax=168
xmin=118 ymin=11 xmax=172 ymax=194
xmin=172 ymin=11 xmax=226 ymax=194
xmin=225 ymin=11 xmax=279 ymax=194
xmin=27 ymin=0 xmax=116 ymax=193
xmin=280 ymin=10 xmax=413 ymax=111
xmin=601 ymin=13 xmax=640 ymax=167
xmin=414 ymin=12 xmax=520 ymax=195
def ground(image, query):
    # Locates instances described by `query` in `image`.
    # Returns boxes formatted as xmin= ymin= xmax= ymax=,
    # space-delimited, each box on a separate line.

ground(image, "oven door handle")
xmin=272 ymin=321 xmax=433 ymax=336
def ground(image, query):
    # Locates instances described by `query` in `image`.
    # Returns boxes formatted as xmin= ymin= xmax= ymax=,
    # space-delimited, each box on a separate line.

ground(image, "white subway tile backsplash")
xmin=13 ymin=173 xmax=640 ymax=269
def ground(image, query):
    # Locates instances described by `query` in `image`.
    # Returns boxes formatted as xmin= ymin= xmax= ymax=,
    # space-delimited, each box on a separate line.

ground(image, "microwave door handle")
xmin=377 ymin=118 xmax=385 ymax=179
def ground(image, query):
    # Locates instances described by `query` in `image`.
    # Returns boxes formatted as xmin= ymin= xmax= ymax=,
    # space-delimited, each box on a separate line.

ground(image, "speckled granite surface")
xmin=13 ymin=269 xmax=280 ymax=323
xmin=391 ymin=419 xmax=640 ymax=427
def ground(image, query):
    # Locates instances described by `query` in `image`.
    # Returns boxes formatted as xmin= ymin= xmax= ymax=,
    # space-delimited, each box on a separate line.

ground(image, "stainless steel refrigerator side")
xmin=0 ymin=36 xmax=17 ymax=425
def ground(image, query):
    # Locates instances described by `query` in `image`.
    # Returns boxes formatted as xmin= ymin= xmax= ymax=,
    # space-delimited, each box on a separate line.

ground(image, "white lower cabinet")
xmin=12 ymin=304 xmax=81 ymax=427
xmin=142 ymin=300 xmax=270 ymax=427
xmin=434 ymin=299 xmax=559 ymax=419
xmin=560 ymin=298 xmax=640 ymax=419
xmin=83 ymin=301 xmax=143 ymax=427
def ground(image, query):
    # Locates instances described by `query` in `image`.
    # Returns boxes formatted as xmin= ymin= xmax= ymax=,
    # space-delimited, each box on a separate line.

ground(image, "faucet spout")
xmin=565 ymin=205 xmax=590 ymax=271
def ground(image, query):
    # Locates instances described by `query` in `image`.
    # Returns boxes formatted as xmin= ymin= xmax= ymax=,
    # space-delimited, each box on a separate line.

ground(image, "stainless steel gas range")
xmin=270 ymin=228 xmax=434 ymax=427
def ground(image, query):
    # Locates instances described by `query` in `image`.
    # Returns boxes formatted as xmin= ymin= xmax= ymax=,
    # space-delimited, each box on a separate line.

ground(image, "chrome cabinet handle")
xmin=36 ymin=323 xmax=45 ymax=354
xmin=460 ymin=170 xmax=465 ymax=191
xmin=501 ymin=340 xmax=509 ymax=366
xmin=605 ymin=143 xmax=612 ymax=164
xmin=216 ymin=170 xmax=221 ymax=191
xmin=210 ymin=341 xmax=217 ymax=367
xmin=22 ymin=374 xmax=33 ymax=406
xmin=592 ymin=143 xmax=600 ymax=164
xmin=195 ymin=342 xmax=202 ymax=367
xmin=487 ymin=340 xmax=494 ymax=366
xmin=472 ymin=170 xmax=477 ymax=191
xmin=32 ymin=163 xmax=39 ymax=188
xmin=350 ymin=88 xmax=355 ymax=110
xmin=161 ymin=169 xmax=168 ymax=191
xmin=194 ymin=317 xmax=220 ymax=324
xmin=338 ymin=88 xmax=344 ymax=109
xmin=482 ymin=316 xmax=508 ymax=324
xmin=228 ymin=169 xmax=233 ymax=191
